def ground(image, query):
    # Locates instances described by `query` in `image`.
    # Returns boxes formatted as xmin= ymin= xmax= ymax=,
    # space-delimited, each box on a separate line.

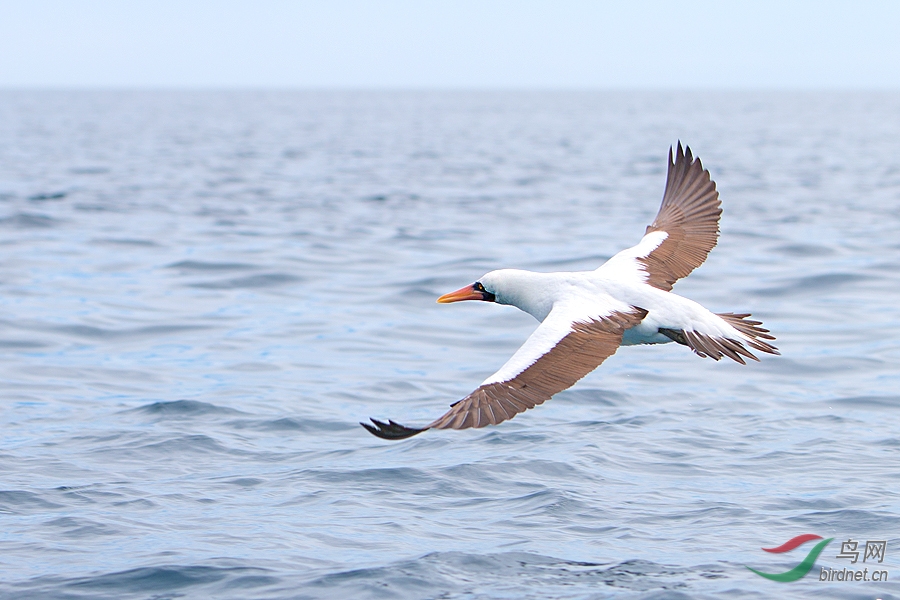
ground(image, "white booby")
xmin=363 ymin=143 xmax=778 ymax=440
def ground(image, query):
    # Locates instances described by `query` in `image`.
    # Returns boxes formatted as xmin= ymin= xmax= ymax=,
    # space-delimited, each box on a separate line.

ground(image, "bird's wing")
xmin=362 ymin=302 xmax=647 ymax=439
xmin=598 ymin=142 xmax=721 ymax=292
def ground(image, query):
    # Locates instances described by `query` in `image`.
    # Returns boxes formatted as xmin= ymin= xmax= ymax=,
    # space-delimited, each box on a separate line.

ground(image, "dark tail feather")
xmin=361 ymin=418 xmax=429 ymax=440
xmin=717 ymin=312 xmax=780 ymax=355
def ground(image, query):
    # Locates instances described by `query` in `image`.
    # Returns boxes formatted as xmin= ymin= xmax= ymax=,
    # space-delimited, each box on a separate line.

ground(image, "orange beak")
xmin=437 ymin=284 xmax=483 ymax=303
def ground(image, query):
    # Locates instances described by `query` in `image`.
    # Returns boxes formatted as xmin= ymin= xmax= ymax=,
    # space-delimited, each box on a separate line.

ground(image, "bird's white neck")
xmin=485 ymin=269 xmax=560 ymax=322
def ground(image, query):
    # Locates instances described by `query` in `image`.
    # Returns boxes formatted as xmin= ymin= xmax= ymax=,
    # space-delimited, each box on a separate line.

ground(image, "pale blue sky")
xmin=1 ymin=0 xmax=898 ymax=88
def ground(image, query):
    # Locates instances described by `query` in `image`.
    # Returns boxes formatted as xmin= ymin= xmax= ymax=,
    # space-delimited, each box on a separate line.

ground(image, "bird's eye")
xmin=474 ymin=282 xmax=485 ymax=291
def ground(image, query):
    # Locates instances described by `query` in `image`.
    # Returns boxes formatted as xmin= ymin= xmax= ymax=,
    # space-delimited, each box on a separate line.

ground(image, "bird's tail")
xmin=717 ymin=312 xmax=779 ymax=356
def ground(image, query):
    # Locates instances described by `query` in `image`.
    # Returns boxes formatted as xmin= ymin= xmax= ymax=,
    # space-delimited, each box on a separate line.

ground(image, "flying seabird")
xmin=363 ymin=143 xmax=778 ymax=440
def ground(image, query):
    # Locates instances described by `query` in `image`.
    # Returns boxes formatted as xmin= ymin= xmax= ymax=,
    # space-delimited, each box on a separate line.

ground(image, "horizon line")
xmin=2 ymin=85 xmax=899 ymax=93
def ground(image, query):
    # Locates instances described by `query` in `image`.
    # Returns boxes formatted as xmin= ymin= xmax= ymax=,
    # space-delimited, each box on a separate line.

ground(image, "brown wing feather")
xmin=427 ymin=308 xmax=648 ymax=431
xmin=639 ymin=142 xmax=722 ymax=291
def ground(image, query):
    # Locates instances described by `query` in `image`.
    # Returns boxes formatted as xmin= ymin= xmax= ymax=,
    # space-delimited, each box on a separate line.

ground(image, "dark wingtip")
xmin=361 ymin=418 xmax=428 ymax=440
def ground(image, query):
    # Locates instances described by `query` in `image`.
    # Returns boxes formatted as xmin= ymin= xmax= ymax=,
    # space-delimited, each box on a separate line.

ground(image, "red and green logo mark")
xmin=747 ymin=534 xmax=833 ymax=582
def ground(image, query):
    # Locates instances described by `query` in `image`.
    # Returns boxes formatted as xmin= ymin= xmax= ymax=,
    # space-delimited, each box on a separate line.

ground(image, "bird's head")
xmin=438 ymin=269 xmax=534 ymax=305
xmin=437 ymin=269 xmax=556 ymax=321
xmin=438 ymin=273 xmax=497 ymax=304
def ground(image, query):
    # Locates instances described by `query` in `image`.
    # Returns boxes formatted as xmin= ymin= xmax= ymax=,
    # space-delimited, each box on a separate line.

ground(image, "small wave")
xmin=227 ymin=362 xmax=280 ymax=372
xmin=556 ymin=388 xmax=627 ymax=406
xmin=0 ymin=490 xmax=63 ymax=514
xmin=45 ymin=516 xmax=120 ymax=539
xmin=55 ymin=565 xmax=278 ymax=597
xmin=0 ymin=212 xmax=59 ymax=228
xmin=49 ymin=323 xmax=208 ymax=340
xmin=74 ymin=203 xmax=121 ymax=213
xmin=229 ymin=416 xmax=351 ymax=433
xmin=92 ymin=238 xmax=160 ymax=247
xmin=875 ymin=437 xmax=900 ymax=447
xmin=222 ymin=477 xmax=265 ymax=487
xmin=752 ymin=272 xmax=870 ymax=297
xmin=189 ymin=273 xmax=301 ymax=289
xmin=0 ymin=339 xmax=49 ymax=349
xmin=28 ymin=191 xmax=67 ymax=201
xmin=306 ymin=466 xmax=433 ymax=486
xmin=772 ymin=243 xmax=836 ymax=257
xmin=796 ymin=508 xmax=899 ymax=532
xmin=760 ymin=497 xmax=843 ymax=511
xmin=426 ymin=256 xmax=498 ymax=271
xmin=306 ymin=551 xmax=717 ymax=597
xmin=391 ymin=227 xmax=471 ymax=241
xmin=166 ymin=260 xmax=257 ymax=271
xmin=131 ymin=399 xmax=243 ymax=417
xmin=69 ymin=166 xmax=109 ymax=175
xmin=134 ymin=434 xmax=231 ymax=455
xmin=827 ymin=395 xmax=900 ymax=408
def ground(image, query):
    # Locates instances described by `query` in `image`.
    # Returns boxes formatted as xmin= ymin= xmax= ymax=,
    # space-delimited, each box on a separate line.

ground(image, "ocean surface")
xmin=0 ymin=90 xmax=898 ymax=599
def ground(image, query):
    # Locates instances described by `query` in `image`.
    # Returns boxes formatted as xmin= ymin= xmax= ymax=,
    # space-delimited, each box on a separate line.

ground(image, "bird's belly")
xmin=621 ymin=321 xmax=672 ymax=346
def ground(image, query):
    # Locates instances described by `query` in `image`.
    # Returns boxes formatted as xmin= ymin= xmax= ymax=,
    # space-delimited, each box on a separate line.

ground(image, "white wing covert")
xmin=599 ymin=142 xmax=721 ymax=291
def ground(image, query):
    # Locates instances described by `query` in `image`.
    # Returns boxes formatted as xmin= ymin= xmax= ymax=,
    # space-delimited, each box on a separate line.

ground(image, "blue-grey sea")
xmin=1 ymin=90 xmax=898 ymax=599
